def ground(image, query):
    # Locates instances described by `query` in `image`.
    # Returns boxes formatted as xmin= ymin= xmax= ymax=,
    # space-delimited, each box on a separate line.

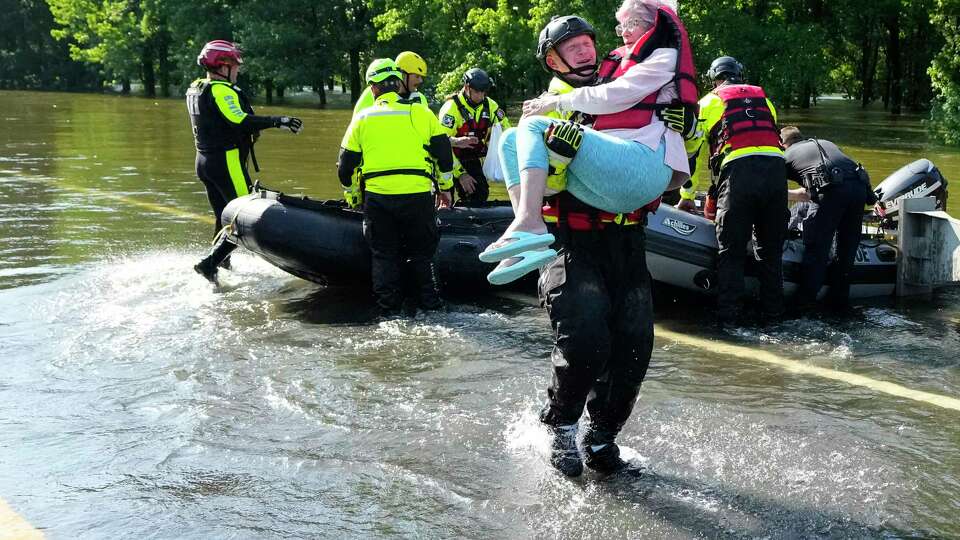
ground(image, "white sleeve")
xmin=557 ymin=48 xmax=678 ymax=116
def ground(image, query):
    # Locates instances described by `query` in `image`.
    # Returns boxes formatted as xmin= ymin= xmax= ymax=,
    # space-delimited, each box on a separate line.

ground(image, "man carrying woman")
xmin=485 ymin=0 xmax=697 ymax=476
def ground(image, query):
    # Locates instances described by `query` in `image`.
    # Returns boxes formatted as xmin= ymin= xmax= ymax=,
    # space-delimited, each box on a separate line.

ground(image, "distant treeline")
xmin=3 ymin=0 xmax=960 ymax=144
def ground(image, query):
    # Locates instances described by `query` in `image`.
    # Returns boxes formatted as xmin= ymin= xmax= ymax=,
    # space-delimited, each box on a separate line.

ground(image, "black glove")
xmin=274 ymin=116 xmax=303 ymax=134
xmin=659 ymin=105 xmax=699 ymax=140
xmin=545 ymin=121 xmax=584 ymax=163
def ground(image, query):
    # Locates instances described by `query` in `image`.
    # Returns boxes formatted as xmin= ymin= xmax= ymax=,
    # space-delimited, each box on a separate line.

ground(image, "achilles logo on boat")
xmin=663 ymin=217 xmax=697 ymax=236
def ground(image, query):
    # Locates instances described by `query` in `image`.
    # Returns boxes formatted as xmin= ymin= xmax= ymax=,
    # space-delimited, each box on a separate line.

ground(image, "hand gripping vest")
xmin=185 ymin=79 xmax=254 ymax=152
xmin=591 ymin=5 xmax=698 ymax=132
xmin=708 ymin=84 xmax=782 ymax=164
xmin=452 ymin=95 xmax=492 ymax=162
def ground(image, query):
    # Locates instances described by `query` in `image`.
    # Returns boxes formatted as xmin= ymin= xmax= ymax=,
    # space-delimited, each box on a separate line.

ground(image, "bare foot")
xmin=486 ymin=216 xmax=548 ymax=252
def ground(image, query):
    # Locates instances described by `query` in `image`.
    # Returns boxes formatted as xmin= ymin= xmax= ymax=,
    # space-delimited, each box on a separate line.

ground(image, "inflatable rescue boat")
xmin=220 ymin=159 xmax=949 ymax=298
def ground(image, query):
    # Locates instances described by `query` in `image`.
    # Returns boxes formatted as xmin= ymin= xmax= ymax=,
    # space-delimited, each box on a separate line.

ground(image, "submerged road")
xmin=0 ymin=189 xmax=960 ymax=538
xmin=45 ymin=186 xmax=960 ymax=412
xmin=3 ymin=90 xmax=960 ymax=538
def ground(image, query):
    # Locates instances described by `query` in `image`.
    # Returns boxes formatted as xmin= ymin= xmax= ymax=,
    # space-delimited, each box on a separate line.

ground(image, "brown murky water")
xmin=2 ymin=90 xmax=959 ymax=538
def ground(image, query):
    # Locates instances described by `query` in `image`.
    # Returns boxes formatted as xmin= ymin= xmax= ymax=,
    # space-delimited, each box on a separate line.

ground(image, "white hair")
xmin=616 ymin=0 xmax=678 ymax=25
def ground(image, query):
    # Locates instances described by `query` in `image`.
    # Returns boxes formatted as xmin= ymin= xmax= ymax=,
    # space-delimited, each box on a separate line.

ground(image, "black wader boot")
xmin=545 ymin=422 xmax=583 ymax=477
xmin=194 ymin=235 xmax=237 ymax=283
xmin=581 ymin=426 xmax=628 ymax=474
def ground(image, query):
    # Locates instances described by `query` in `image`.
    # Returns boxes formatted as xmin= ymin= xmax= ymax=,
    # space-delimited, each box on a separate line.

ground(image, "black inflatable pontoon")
xmin=221 ymin=192 xmax=512 ymax=289
xmin=220 ymin=159 xmax=948 ymax=298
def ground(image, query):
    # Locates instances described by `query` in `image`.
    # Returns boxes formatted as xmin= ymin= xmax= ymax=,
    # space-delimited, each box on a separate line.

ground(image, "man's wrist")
xmin=438 ymin=171 xmax=454 ymax=190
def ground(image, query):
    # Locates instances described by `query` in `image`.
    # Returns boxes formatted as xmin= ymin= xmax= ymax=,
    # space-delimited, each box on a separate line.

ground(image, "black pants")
xmin=362 ymin=192 xmax=441 ymax=311
xmin=538 ymin=224 xmax=654 ymax=436
xmin=195 ymin=150 xmax=250 ymax=267
xmin=454 ymin=159 xmax=490 ymax=205
xmin=196 ymin=150 xmax=251 ymax=237
xmin=715 ymin=155 xmax=788 ymax=321
xmin=797 ymin=180 xmax=869 ymax=308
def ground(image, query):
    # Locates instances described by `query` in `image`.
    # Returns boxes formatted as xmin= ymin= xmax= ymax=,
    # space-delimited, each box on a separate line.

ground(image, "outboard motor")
xmin=873 ymin=158 xmax=948 ymax=223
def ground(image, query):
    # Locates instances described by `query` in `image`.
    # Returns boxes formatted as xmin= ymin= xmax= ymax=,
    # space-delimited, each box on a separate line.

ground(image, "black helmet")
xmin=536 ymin=15 xmax=596 ymax=73
xmin=462 ymin=68 xmax=493 ymax=92
xmin=706 ymin=56 xmax=744 ymax=83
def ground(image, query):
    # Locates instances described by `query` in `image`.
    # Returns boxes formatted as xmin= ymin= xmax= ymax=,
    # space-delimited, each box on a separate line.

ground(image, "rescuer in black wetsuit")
xmin=187 ymin=40 xmax=303 ymax=282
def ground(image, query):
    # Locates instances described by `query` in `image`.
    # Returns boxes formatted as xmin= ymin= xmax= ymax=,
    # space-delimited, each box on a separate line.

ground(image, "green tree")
xmin=0 ymin=0 xmax=99 ymax=89
xmin=165 ymin=0 xmax=236 ymax=92
xmin=929 ymin=0 xmax=960 ymax=144
xmin=47 ymin=0 xmax=141 ymax=93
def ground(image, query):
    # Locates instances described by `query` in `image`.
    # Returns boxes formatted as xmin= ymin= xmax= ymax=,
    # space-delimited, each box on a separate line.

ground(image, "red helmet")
xmin=197 ymin=40 xmax=243 ymax=70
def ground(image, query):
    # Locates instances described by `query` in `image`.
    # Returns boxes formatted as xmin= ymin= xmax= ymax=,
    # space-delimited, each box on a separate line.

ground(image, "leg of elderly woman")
xmin=493 ymin=116 xmax=672 ymax=247
xmin=499 ymin=124 xmax=548 ymax=232
xmin=497 ymin=127 xmax=523 ymax=214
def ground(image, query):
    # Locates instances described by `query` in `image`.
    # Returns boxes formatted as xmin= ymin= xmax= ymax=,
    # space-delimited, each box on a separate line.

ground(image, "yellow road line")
xmin=1 ymin=185 xmax=202 ymax=539
xmin=656 ymin=326 xmax=960 ymax=413
xmin=30 ymin=188 xmax=960 ymax=412
xmin=58 ymin=183 xmax=214 ymax=225
xmin=0 ymin=498 xmax=42 ymax=539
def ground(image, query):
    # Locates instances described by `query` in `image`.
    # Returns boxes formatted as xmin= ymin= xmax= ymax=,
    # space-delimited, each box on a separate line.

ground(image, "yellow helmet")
xmin=395 ymin=51 xmax=428 ymax=77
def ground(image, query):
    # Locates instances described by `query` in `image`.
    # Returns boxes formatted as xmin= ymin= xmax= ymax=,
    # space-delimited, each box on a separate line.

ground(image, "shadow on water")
xmin=273 ymin=280 xmax=540 ymax=327
xmin=275 ymin=285 xmax=382 ymax=326
xmin=595 ymin=468 xmax=930 ymax=539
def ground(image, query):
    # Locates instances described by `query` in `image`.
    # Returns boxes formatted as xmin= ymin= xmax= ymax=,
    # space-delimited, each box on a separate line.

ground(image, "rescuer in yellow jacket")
xmin=338 ymin=58 xmax=454 ymax=315
xmin=437 ymin=68 xmax=511 ymax=205
xmin=352 ymin=51 xmax=430 ymax=115
xmin=682 ymin=56 xmax=787 ymax=326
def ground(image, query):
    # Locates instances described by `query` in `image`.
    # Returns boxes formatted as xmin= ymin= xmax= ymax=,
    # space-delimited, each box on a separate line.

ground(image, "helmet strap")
xmin=462 ymin=86 xmax=481 ymax=106
xmin=545 ymin=49 xmax=573 ymax=74
xmin=210 ymin=61 xmax=237 ymax=82
xmin=372 ymin=78 xmax=400 ymax=96
xmin=547 ymin=49 xmax=596 ymax=87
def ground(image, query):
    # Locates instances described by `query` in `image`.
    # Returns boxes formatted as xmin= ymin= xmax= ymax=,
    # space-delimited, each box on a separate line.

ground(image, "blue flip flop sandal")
xmin=486 ymin=248 xmax=559 ymax=285
xmin=479 ymin=231 xmax=556 ymax=263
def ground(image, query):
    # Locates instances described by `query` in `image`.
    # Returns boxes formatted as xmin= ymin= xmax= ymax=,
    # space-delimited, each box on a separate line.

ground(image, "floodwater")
xmin=2 ymin=90 xmax=960 ymax=538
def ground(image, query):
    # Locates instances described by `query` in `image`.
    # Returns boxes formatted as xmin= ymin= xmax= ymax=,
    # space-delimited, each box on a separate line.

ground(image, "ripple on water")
xmin=493 ymin=392 xmax=920 ymax=538
xmin=2 ymin=248 xmax=958 ymax=538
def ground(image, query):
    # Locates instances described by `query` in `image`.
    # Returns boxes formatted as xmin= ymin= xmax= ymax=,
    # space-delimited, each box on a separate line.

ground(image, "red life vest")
xmin=709 ymin=84 xmax=781 ymax=161
xmin=592 ymin=5 xmax=698 ymax=132
xmin=451 ymin=94 xmax=492 ymax=162
xmin=542 ymin=192 xmax=661 ymax=231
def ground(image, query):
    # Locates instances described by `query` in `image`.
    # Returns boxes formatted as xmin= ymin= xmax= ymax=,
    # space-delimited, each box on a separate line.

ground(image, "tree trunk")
xmin=158 ymin=31 xmax=171 ymax=97
xmin=350 ymin=47 xmax=362 ymax=103
xmin=265 ymin=79 xmax=274 ymax=104
xmin=328 ymin=78 xmax=334 ymax=91
xmin=278 ymin=86 xmax=285 ymax=99
xmin=121 ymin=77 xmax=131 ymax=95
xmin=800 ymin=81 xmax=812 ymax=108
xmin=882 ymin=69 xmax=890 ymax=110
xmin=141 ymin=45 xmax=156 ymax=98
xmin=860 ymin=31 xmax=878 ymax=108
xmin=886 ymin=13 xmax=902 ymax=115
xmin=317 ymin=82 xmax=327 ymax=107
xmin=752 ymin=0 xmax=769 ymax=18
